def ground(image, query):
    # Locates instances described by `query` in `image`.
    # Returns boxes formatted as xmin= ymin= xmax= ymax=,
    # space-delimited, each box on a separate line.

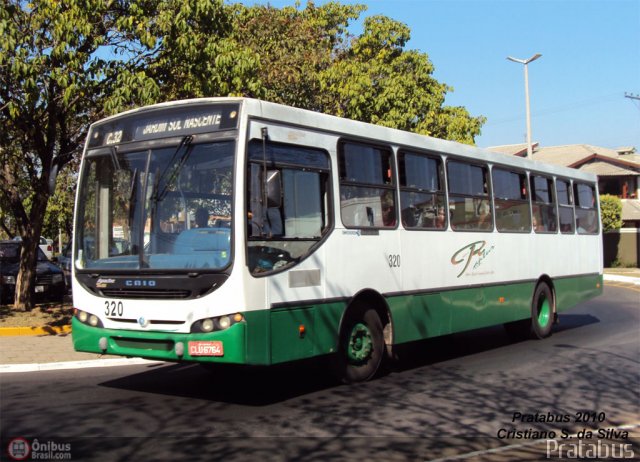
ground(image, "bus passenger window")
xmin=556 ymin=179 xmax=575 ymax=234
xmin=492 ymin=168 xmax=531 ymax=233
xmin=398 ymin=151 xmax=447 ymax=230
xmin=339 ymin=141 xmax=396 ymax=229
xmin=447 ymin=160 xmax=492 ymax=231
xmin=530 ymin=175 xmax=557 ymax=233
xmin=574 ymin=182 xmax=599 ymax=234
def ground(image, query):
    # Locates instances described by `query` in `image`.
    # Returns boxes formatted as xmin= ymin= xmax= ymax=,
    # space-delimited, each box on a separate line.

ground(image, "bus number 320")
xmin=105 ymin=301 xmax=124 ymax=317
xmin=388 ymin=254 xmax=401 ymax=268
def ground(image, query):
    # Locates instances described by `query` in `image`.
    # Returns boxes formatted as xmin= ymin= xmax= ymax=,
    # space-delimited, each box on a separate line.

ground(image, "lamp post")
xmin=507 ymin=53 xmax=542 ymax=159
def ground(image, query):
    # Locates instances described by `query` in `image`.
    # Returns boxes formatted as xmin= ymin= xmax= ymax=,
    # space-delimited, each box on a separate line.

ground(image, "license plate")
xmin=188 ymin=341 xmax=223 ymax=357
xmin=35 ymin=285 xmax=45 ymax=293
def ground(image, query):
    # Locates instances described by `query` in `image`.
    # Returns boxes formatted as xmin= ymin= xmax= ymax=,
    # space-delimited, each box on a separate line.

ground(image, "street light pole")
xmin=507 ymin=53 xmax=542 ymax=159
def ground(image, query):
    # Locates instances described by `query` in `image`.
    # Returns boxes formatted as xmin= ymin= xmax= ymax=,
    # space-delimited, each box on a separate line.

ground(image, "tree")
xmin=600 ymin=194 xmax=624 ymax=232
xmin=0 ymin=0 xmax=154 ymax=308
xmin=42 ymin=163 xmax=78 ymax=247
xmin=233 ymin=3 xmax=485 ymax=144
xmin=0 ymin=0 xmax=265 ymax=308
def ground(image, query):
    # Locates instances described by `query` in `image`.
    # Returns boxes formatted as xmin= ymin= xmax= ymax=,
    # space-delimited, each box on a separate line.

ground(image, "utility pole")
xmin=507 ymin=54 xmax=542 ymax=159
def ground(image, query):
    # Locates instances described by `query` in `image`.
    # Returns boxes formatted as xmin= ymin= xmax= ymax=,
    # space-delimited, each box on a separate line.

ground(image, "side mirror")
xmin=266 ymin=170 xmax=282 ymax=208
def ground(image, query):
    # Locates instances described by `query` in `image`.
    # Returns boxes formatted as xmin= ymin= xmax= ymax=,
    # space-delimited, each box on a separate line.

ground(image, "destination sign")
xmin=88 ymin=103 xmax=240 ymax=148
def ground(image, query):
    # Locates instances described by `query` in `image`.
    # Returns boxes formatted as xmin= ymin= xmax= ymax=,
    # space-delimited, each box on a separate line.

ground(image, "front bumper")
xmin=72 ymin=317 xmax=246 ymax=364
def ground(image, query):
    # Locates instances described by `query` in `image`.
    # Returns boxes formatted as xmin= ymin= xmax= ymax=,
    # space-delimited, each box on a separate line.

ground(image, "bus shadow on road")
xmin=99 ymin=358 xmax=339 ymax=406
xmin=98 ymin=313 xmax=600 ymax=406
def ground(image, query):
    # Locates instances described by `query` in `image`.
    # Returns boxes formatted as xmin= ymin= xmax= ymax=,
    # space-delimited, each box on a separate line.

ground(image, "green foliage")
xmin=600 ymin=194 xmax=624 ymax=232
xmin=0 ymin=0 xmax=160 ymax=307
xmin=0 ymin=0 xmax=485 ymax=307
xmin=142 ymin=0 xmax=262 ymax=100
xmin=232 ymin=4 xmax=485 ymax=144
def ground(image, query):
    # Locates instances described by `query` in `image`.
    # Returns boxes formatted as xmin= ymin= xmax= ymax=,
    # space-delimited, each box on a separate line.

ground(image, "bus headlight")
xmin=191 ymin=313 xmax=244 ymax=333
xmin=217 ymin=316 xmax=231 ymax=330
xmin=201 ymin=318 xmax=214 ymax=332
xmin=74 ymin=309 xmax=104 ymax=328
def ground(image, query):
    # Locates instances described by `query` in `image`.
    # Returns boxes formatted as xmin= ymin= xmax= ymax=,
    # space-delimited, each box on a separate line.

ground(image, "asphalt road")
xmin=1 ymin=284 xmax=638 ymax=461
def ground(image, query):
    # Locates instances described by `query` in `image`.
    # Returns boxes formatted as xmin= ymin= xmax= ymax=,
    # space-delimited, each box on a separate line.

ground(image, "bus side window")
xmin=246 ymin=139 xmax=331 ymax=274
xmin=338 ymin=141 xmax=396 ymax=229
xmin=574 ymin=182 xmax=599 ymax=234
xmin=398 ymin=150 xmax=447 ymax=230
xmin=492 ymin=168 xmax=531 ymax=233
xmin=447 ymin=160 xmax=493 ymax=231
xmin=530 ymin=174 xmax=557 ymax=233
xmin=556 ymin=179 xmax=575 ymax=234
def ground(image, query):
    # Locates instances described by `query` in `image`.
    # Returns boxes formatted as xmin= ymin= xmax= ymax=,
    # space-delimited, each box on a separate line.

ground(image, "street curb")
xmin=603 ymin=274 xmax=640 ymax=286
xmin=0 ymin=357 xmax=161 ymax=374
xmin=0 ymin=325 xmax=71 ymax=337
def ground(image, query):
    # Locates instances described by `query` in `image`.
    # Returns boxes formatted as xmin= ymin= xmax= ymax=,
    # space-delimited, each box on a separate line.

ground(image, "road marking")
xmin=0 ymin=357 xmax=162 ymax=374
xmin=425 ymin=423 xmax=640 ymax=462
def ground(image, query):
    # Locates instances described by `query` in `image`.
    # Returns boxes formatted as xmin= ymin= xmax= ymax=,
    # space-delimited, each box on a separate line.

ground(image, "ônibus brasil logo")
xmin=7 ymin=438 xmax=30 ymax=461
xmin=451 ymin=240 xmax=495 ymax=278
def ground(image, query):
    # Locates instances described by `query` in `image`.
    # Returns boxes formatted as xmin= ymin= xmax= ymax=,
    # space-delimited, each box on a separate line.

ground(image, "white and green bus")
xmin=72 ymin=98 xmax=603 ymax=382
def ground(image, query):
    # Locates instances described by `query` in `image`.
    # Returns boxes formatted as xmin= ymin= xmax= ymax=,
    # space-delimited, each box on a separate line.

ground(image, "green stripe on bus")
xmin=72 ymin=274 xmax=602 ymax=366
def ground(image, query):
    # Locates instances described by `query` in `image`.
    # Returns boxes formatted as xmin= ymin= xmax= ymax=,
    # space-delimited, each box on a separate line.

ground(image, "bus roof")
xmin=91 ymin=97 xmax=598 ymax=184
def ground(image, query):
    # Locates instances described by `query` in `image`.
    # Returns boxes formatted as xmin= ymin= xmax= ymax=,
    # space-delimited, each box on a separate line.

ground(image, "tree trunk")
xmin=13 ymin=194 xmax=49 ymax=310
xmin=14 ymin=234 xmax=38 ymax=310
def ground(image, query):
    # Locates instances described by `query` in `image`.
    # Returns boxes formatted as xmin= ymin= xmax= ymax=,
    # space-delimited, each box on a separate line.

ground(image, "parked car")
xmin=57 ymin=242 xmax=72 ymax=288
xmin=11 ymin=236 xmax=54 ymax=260
xmin=0 ymin=240 xmax=66 ymax=303
xmin=39 ymin=237 xmax=54 ymax=260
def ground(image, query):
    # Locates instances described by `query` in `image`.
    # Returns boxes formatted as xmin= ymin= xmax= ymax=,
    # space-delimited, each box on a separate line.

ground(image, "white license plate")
xmin=35 ymin=285 xmax=45 ymax=293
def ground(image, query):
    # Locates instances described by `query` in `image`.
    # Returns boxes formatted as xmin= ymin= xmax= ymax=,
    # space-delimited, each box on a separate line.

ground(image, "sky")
xmin=243 ymin=0 xmax=640 ymax=150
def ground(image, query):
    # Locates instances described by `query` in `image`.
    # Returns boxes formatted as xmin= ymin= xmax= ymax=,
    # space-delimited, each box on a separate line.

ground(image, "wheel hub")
xmin=538 ymin=298 xmax=551 ymax=327
xmin=347 ymin=323 xmax=373 ymax=363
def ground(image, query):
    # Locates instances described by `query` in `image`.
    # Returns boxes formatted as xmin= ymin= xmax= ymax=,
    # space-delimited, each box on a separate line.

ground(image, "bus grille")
xmin=99 ymin=288 xmax=192 ymax=299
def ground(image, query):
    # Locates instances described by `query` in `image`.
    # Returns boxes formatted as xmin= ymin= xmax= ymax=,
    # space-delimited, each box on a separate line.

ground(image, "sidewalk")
xmin=0 ymin=271 xmax=637 ymax=373
xmin=0 ymin=332 xmax=154 ymax=373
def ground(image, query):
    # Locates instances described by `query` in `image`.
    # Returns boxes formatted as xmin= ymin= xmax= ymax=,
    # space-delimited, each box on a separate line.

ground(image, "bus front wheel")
xmin=334 ymin=305 xmax=384 ymax=384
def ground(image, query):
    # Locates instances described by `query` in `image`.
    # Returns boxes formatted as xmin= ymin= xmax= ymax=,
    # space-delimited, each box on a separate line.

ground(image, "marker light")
xmin=233 ymin=313 xmax=244 ymax=323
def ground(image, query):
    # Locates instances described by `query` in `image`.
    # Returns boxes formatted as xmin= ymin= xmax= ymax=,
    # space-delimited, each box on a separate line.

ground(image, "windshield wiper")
xmin=154 ymin=135 xmax=194 ymax=202
xmin=109 ymin=146 xmax=121 ymax=170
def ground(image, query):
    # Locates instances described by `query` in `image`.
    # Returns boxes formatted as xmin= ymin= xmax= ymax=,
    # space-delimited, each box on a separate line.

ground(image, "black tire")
xmin=530 ymin=282 xmax=554 ymax=339
xmin=333 ymin=304 xmax=384 ymax=384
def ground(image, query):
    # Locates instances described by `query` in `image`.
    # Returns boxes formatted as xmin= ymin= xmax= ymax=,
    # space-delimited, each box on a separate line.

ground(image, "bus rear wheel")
xmin=504 ymin=281 xmax=555 ymax=340
xmin=334 ymin=305 xmax=384 ymax=384
xmin=530 ymin=281 xmax=554 ymax=339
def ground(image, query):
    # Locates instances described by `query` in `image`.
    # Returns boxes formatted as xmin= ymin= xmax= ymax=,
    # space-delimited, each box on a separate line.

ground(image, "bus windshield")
xmin=76 ymin=140 xmax=234 ymax=271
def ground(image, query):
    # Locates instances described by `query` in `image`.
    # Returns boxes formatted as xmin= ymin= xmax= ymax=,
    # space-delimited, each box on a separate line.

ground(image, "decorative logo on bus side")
xmin=451 ymin=240 xmax=495 ymax=278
